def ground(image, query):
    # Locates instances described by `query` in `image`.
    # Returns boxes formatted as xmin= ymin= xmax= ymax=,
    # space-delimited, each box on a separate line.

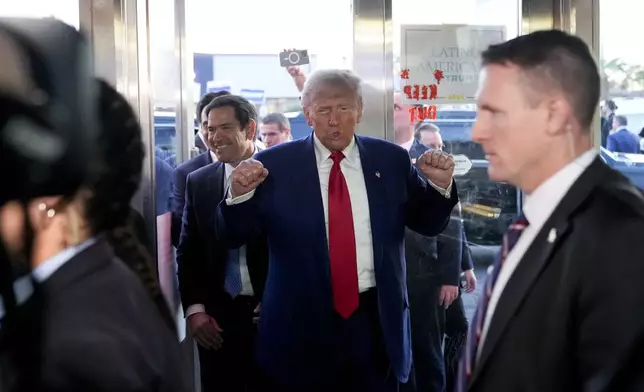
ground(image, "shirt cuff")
xmin=225 ymin=188 xmax=256 ymax=205
xmin=427 ymin=178 xmax=453 ymax=198
xmin=185 ymin=304 xmax=206 ymax=318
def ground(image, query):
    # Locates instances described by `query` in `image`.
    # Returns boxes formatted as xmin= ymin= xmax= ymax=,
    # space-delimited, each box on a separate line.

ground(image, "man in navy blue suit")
xmin=170 ymin=90 xmax=231 ymax=246
xmin=216 ymin=69 xmax=459 ymax=391
xmin=606 ymin=115 xmax=639 ymax=154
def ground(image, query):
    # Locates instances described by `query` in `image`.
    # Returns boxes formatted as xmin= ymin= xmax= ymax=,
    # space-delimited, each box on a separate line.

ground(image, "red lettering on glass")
xmin=428 ymin=84 xmax=438 ymax=100
xmin=427 ymin=105 xmax=437 ymax=120
xmin=433 ymin=69 xmax=444 ymax=84
xmin=408 ymin=107 xmax=417 ymax=122
xmin=401 ymin=69 xmax=442 ymax=103
xmin=412 ymin=85 xmax=420 ymax=100
xmin=403 ymin=85 xmax=412 ymax=99
xmin=408 ymin=106 xmax=438 ymax=122
xmin=417 ymin=107 xmax=426 ymax=120
xmin=421 ymin=85 xmax=428 ymax=100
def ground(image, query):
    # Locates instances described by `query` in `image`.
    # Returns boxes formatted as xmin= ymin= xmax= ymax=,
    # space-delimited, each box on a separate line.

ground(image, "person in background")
xmin=600 ymin=99 xmax=617 ymax=148
xmin=170 ymin=91 xmax=231 ymax=246
xmin=156 ymin=155 xmax=174 ymax=216
xmin=639 ymin=127 xmax=644 ymax=153
xmin=401 ymin=119 xmax=463 ymax=392
xmin=260 ymin=112 xmax=292 ymax=148
xmin=415 ymin=123 xmax=443 ymax=150
xmin=287 ymin=65 xmax=307 ymax=93
xmin=606 ymin=115 xmax=639 ymax=154
xmin=444 ymin=230 xmax=477 ymax=392
xmin=414 ymin=120 xmax=478 ymax=391
xmin=459 ymin=29 xmax=644 ymax=392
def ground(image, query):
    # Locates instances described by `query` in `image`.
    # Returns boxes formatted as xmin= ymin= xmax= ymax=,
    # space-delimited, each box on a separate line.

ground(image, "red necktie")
xmin=328 ymin=151 xmax=359 ymax=318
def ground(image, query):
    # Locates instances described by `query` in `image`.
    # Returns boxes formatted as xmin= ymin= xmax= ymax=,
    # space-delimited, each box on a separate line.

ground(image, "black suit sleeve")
xmin=461 ymin=231 xmax=474 ymax=271
xmin=176 ymin=173 xmax=209 ymax=312
xmin=404 ymin=151 xmax=459 ymax=237
xmin=48 ymin=338 xmax=190 ymax=392
xmin=170 ymin=167 xmax=188 ymax=247
xmin=575 ymin=216 xmax=644 ymax=391
xmin=436 ymin=204 xmax=463 ymax=286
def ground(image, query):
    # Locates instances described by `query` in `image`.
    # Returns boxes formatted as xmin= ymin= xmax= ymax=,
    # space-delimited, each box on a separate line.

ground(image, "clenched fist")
xmin=230 ymin=158 xmax=269 ymax=198
xmin=417 ymin=149 xmax=455 ymax=189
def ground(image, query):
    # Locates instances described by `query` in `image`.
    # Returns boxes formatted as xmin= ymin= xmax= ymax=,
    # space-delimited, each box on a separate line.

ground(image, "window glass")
xmin=149 ymin=0 xmax=181 ymax=170
xmin=599 ymin=0 xmax=644 ymax=190
xmin=0 ymin=0 xmax=79 ymax=28
xmin=393 ymin=0 xmax=521 ymax=250
xmin=187 ymin=0 xmax=353 ymax=147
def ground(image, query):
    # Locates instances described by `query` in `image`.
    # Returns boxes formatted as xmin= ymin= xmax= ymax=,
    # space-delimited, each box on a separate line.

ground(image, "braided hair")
xmin=83 ymin=80 xmax=175 ymax=331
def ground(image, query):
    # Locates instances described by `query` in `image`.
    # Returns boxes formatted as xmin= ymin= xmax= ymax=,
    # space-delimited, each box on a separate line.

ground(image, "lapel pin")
xmin=547 ymin=228 xmax=557 ymax=243
xmin=411 ymin=158 xmax=417 ymax=164
xmin=375 ymin=171 xmax=380 ymax=178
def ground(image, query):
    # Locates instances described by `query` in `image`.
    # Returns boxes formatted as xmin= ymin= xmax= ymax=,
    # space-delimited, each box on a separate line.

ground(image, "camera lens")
xmin=288 ymin=51 xmax=300 ymax=65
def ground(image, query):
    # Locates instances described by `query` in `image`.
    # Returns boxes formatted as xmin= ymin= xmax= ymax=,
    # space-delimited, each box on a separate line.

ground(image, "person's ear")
xmin=246 ymin=120 xmax=257 ymax=141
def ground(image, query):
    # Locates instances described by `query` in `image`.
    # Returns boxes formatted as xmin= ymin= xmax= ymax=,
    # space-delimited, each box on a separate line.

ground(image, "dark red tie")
xmin=328 ymin=151 xmax=359 ymax=318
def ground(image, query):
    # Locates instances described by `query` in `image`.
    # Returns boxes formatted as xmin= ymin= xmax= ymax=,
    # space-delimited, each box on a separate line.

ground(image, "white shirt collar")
xmin=313 ymin=133 xmax=359 ymax=168
xmin=0 ymin=238 xmax=97 ymax=323
xmin=400 ymin=137 xmax=415 ymax=152
xmin=213 ymin=141 xmax=263 ymax=169
xmin=615 ymin=126 xmax=628 ymax=133
xmin=224 ymin=144 xmax=259 ymax=180
xmin=523 ymin=149 xmax=597 ymax=228
xmin=31 ymin=237 xmax=98 ymax=282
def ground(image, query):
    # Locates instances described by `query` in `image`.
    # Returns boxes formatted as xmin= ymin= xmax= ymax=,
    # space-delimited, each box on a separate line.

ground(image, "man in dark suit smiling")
xmin=177 ymin=95 xmax=267 ymax=392
xmin=170 ymin=90 xmax=231 ymax=246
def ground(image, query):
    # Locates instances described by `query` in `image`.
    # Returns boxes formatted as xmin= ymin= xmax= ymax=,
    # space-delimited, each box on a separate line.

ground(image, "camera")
xmin=279 ymin=49 xmax=310 ymax=67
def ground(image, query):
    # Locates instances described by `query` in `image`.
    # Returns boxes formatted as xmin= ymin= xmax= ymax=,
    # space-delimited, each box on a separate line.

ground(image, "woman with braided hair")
xmin=1 ymin=80 xmax=190 ymax=391
xmin=85 ymin=79 xmax=177 ymax=332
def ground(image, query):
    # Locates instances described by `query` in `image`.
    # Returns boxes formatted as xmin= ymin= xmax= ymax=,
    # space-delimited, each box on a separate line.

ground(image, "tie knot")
xmin=330 ymin=151 xmax=345 ymax=164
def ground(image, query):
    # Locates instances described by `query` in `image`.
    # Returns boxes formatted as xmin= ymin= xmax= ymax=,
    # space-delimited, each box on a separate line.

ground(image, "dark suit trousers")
xmin=404 ymin=277 xmax=446 ymax=392
xmin=444 ymin=288 xmax=468 ymax=392
xmin=198 ymin=295 xmax=261 ymax=392
xmin=271 ymin=289 xmax=397 ymax=392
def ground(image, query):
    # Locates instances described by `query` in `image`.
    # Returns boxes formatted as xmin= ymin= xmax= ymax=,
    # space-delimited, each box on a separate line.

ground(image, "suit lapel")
xmin=207 ymin=162 xmax=226 ymax=206
xmin=354 ymin=136 xmax=385 ymax=268
xmin=301 ymin=135 xmax=330 ymax=261
xmin=471 ymin=158 xmax=612 ymax=384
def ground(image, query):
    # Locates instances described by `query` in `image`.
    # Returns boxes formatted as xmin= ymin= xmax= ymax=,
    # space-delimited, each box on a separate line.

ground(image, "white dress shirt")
xmin=223 ymin=163 xmax=255 ymax=297
xmin=400 ymin=138 xmax=415 ymax=152
xmin=477 ymin=149 xmax=597 ymax=357
xmin=227 ymin=135 xmax=451 ymax=292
